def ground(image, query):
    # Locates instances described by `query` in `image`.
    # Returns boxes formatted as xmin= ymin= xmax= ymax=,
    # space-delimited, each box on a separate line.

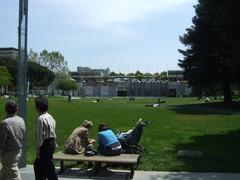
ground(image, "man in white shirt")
xmin=0 ymin=100 xmax=25 ymax=180
xmin=33 ymin=97 xmax=58 ymax=180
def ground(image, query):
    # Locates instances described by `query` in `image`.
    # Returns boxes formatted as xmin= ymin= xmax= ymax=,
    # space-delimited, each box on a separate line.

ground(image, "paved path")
xmin=19 ymin=165 xmax=240 ymax=180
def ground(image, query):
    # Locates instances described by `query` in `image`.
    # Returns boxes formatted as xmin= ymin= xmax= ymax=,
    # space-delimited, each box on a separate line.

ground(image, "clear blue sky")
xmin=0 ymin=0 xmax=197 ymax=74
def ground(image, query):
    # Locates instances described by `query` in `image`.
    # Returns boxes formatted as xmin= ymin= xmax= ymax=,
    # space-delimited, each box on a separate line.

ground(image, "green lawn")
xmin=1 ymin=97 xmax=240 ymax=172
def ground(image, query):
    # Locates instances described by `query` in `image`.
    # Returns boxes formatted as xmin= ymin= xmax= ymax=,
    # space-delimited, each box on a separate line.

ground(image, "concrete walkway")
xmin=20 ymin=165 xmax=240 ymax=180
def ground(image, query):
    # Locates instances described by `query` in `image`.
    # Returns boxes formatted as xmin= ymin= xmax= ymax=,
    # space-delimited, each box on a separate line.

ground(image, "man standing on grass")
xmin=34 ymin=97 xmax=58 ymax=180
xmin=0 ymin=100 xmax=26 ymax=180
xmin=68 ymin=91 xmax=72 ymax=103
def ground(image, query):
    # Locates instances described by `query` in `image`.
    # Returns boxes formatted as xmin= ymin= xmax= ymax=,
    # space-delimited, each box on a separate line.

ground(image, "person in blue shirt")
xmin=98 ymin=123 xmax=121 ymax=156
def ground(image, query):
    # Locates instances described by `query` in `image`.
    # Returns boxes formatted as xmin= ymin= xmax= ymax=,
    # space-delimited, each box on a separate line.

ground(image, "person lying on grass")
xmin=64 ymin=120 xmax=95 ymax=154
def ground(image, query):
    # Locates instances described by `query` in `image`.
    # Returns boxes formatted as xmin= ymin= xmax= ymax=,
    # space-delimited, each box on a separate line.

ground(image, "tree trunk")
xmin=239 ymin=82 xmax=240 ymax=98
xmin=223 ymin=79 xmax=232 ymax=103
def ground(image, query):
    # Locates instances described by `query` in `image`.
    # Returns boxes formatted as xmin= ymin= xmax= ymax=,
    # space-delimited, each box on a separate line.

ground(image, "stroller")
xmin=116 ymin=119 xmax=148 ymax=154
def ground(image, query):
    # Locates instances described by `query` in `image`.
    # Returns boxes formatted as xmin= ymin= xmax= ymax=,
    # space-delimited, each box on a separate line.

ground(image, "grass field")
xmin=1 ymin=97 xmax=240 ymax=172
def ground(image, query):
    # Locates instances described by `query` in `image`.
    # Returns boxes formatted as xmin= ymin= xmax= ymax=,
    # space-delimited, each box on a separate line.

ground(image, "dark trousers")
xmin=99 ymin=141 xmax=121 ymax=156
xmin=34 ymin=138 xmax=58 ymax=180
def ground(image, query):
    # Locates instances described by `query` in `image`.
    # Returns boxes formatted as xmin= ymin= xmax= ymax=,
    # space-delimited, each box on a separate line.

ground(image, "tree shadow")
xmin=169 ymin=102 xmax=240 ymax=115
xmin=174 ymin=129 xmax=240 ymax=172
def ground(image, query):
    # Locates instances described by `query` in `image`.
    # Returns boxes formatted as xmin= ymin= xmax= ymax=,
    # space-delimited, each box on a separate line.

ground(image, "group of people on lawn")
xmin=0 ymin=97 xmax=122 ymax=180
xmin=64 ymin=120 xmax=122 ymax=157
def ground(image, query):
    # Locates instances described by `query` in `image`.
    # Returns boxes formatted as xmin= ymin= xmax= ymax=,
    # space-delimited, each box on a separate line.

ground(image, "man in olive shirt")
xmin=0 ymin=100 xmax=26 ymax=180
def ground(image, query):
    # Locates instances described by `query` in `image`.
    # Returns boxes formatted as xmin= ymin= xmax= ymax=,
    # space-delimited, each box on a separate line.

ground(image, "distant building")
xmin=75 ymin=66 xmax=110 ymax=76
xmin=69 ymin=67 xmax=191 ymax=97
xmin=167 ymin=70 xmax=183 ymax=81
xmin=0 ymin=47 xmax=18 ymax=59
xmin=167 ymin=70 xmax=186 ymax=96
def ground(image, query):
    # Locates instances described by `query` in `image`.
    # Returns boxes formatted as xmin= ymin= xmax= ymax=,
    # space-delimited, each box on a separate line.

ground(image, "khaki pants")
xmin=0 ymin=149 xmax=22 ymax=180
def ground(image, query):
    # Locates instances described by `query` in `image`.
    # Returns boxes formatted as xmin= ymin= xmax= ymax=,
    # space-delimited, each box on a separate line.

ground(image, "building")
xmin=0 ymin=47 xmax=18 ymax=59
xmin=69 ymin=67 xmax=191 ymax=97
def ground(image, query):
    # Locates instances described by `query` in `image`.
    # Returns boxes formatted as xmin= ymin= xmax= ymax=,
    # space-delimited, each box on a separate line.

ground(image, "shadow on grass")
xmin=169 ymin=102 xmax=240 ymax=115
xmin=58 ymin=168 xmax=130 ymax=180
xmin=174 ymin=129 xmax=240 ymax=172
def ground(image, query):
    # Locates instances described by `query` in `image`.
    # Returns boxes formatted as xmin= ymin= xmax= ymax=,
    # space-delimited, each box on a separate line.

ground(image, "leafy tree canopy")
xmin=39 ymin=49 xmax=68 ymax=74
xmin=0 ymin=66 xmax=12 ymax=87
xmin=56 ymin=79 xmax=77 ymax=91
xmin=0 ymin=56 xmax=55 ymax=90
xmin=178 ymin=0 xmax=240 ymax=102
xmin=27 ymin=61 xmax=55 ymax=89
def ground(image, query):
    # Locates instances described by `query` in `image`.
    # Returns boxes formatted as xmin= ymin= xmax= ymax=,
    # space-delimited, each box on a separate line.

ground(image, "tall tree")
xmin=110 ymin=71 xmax=117 ymax=76
xmin=178 ymin=0 xmax=240 ymax=103
xmin=127 ymin=73 xmax=135 ymax=77
xmin=153 ymin=72 xmax=160 ymax=81
xmin=38 ymin=49 xmax=68 ymax=95
xmin=56 ymin=79 xmax=77 ymax=92
xmin=0 ymin=57 xmax=55 ymax=90
xmin=39 ymin=50 xmax=67 ymax=74
xmin=135 ymin=71 xmax=144 ymax=82
xmin=27 ymin=61 xmax=55 ymax=89
xmin=0 ymin=57 xmax=17 ymax=87
xmin=0 ymin=66 xmax=12 ymax=94
xmin=28 ymin=49 xmax=39 ymax=62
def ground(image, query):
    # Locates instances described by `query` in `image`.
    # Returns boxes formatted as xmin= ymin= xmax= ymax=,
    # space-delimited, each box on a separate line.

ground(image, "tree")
xmin=153 ymin=72 xmax=161 ymax=81
xmin=27 ymin=61 xmax=55 ymax=89
xmin=28 ymin=49 xmax=39 ymax=62
xmin=0 ymin=56 xmax=55 ymax=91
xmin=160 ymin=71 xmax=167 ymax=77
xmin=135 ymin=71 xmax=144 ymax=82
xmin=178 ymin=0 xmax=240 ymax=103
xmin=56 ymin=79 xmax=77 ymax=92
xmin=143 ymin=73 xmax=152 ymax=80
xmin=110 ymin=71 xmax=117 ymax=76
xmin=144 ymin=73 xmax=152 ymax=77
xmin=0 ymin=66 xmax=11 ymax=94
xmin=118 ymin=72 xmax=125 ymax=77
xmin=39 ymin=49 xmax=68 ymax=95
xmin=127 ymin=73 xmax=135 ymax=77
xmin=39 ymin=50 xmax=67 ymax=73
xmin=0 ymin=57 xmax=17 ymax=87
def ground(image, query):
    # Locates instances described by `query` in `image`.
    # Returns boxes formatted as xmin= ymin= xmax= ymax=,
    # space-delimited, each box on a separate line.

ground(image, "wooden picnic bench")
xmin=53 ymin=151 xmax=140 ymax=178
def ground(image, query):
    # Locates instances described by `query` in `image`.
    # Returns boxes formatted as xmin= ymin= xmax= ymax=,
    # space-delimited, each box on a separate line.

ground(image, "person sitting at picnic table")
xmin=98 ymin=123 xmax=122 ymax=156
xmin=64 ymin=120 xmax=95 ymax=154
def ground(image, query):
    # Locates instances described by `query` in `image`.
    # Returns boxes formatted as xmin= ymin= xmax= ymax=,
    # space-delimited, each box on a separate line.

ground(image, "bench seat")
xmin=53 ymin=151 xmax=140 ymax=178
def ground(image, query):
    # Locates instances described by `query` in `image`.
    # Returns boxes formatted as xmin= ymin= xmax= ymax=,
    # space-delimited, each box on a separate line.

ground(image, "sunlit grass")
xmin=1 ymin=97 xmax=240 ymax=171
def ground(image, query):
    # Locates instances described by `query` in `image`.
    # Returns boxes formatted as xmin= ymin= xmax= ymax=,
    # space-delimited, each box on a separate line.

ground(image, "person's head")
xmin=82 ymin=120 xmax=93 ymax=129
xmin=35 ymin=97 xmax=48 ymax=113
xmin=98 ymin=123 xmax=109 ymax=132
xmin=5 ymin=100 xmax=18 ymax=116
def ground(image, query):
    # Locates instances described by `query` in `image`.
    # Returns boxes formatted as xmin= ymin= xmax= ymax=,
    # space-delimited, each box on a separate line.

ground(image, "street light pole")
xmin=18 ymin=0 xmax=28 ymax=168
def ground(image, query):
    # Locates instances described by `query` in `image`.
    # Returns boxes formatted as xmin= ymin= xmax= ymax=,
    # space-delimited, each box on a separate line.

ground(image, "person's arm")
xmin=36 ymin=117 xmax=43 ymax=159
xmin=36 ymin=146 xmax=40 ymax=159
xmin=83 ymin=129 xmax=95 ymax=145
xmin=0 ymin=122 xmax=8 ymax=157
xmin=98 ymin=133 xmax=103 ymax=146
xmin=97 ymin=133 xmax=102 ymax=151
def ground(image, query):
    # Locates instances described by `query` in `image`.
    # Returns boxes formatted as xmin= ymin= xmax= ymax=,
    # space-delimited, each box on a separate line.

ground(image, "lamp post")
xmin=18 ymin=0 xmax=28 ymax=168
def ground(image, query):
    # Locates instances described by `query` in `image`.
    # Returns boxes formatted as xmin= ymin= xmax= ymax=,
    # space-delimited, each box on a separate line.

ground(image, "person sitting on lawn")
xmin=97 ymin=123 xmax=122 ymax=156
xmin=64 ymin=120 xmax=95 ymax=154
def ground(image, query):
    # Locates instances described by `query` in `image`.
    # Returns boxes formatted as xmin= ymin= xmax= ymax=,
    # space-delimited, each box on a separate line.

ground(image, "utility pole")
xmin=18 ymin=0 xmax=28 ymax=168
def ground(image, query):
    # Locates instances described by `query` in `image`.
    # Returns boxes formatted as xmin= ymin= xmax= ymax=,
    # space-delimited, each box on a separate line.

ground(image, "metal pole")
xmin=18 ymin=0 xmax=28 ymax=168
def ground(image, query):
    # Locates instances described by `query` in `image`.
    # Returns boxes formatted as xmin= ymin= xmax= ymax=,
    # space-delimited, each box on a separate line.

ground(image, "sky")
xmin=0 ymin=0 xmax=197 ymax=74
